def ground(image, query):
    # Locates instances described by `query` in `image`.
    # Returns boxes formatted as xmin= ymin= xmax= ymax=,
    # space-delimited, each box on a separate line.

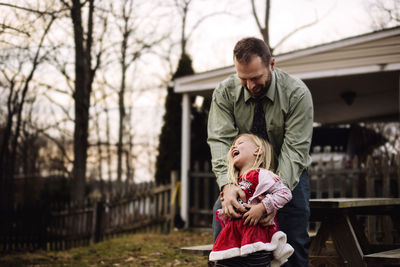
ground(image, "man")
xmin=207 ymin=37 xmax=313 ymax=266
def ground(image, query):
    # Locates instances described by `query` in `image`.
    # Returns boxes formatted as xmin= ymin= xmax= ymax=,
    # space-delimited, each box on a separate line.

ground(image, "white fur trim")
xmin=274 ymin=243 xmax=294 ymax=260
xmin=210 ymin=231 xmax=294 ymax=266
xmin=209 ymin=247 xmax=240 ymax=261
xmin=271 ymin=232 xmax=294 ymax=261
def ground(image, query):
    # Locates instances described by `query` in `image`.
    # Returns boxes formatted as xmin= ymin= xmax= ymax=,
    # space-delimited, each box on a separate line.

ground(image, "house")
xmin=172 ymin=27 xmax=400 ymax=226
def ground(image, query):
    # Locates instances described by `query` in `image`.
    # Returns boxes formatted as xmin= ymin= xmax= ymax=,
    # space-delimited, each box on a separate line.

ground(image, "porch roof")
xmin=173 ymin=26 xmax=400 ymax=124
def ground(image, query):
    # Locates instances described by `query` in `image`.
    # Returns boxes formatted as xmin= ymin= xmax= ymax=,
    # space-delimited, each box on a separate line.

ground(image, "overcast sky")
xmin=185 ymin=0 xmax=395 ymax=72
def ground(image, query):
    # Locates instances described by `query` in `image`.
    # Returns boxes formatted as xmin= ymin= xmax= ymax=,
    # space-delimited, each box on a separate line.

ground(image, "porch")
xmin=173 ymin=27 xmax=400 ymax=227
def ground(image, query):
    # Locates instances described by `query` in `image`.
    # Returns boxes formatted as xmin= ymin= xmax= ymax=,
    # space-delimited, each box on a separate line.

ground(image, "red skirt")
xmin=209 ymin=218 xmax=293 ymax=266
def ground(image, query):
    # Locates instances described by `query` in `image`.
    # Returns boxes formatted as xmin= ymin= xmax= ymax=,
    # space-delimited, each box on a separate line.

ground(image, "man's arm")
xmin=277 ymin=87 xmax=313 ymax=190
xmin=207 ymin=82 xmax=246 ymax=217
xmin=207 ymin=83 xmax=238 ymax=189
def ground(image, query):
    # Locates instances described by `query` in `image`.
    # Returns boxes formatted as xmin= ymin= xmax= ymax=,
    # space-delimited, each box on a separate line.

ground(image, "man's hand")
xmin=243 ymin=203 xmax=265 ymax=226
xmin=258 ymin=209 xmax=277 ymax=227
xmin=220 ymin=184 xmax=247 ymax=218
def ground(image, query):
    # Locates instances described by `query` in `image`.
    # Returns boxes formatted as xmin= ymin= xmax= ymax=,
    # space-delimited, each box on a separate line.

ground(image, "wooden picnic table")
xmin=309 ymin=198 xmax=400 ymax=266
xmin=181 ymin=198 xmax=400 ymax=266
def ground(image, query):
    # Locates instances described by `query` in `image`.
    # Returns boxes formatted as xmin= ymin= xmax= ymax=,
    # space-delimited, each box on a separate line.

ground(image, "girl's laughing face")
xmin=231 ymin=135 xmax=258 ymax=173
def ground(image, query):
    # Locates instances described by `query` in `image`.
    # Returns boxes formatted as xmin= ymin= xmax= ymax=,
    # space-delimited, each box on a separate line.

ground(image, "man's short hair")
xmin=233 ymin=37 xmax=271 ymax=67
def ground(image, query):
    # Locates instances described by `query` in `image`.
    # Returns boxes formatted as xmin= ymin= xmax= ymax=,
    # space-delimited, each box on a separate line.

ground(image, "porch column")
xmin=180 ymin=93 xmax=191 ymax=227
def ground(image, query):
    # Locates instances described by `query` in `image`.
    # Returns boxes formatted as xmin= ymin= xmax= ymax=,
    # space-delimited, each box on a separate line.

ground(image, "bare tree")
xmin=93 ymin=102 xmax=104 ymax=192
xmin=124 ymin=112 xmax=135 ymax=193
xmin=0 ymin=2 xmax=57 ymax=209
xmin=250 ymin=0 xmax=319 ymax=53
xmin=93 ymin=76 xmax=115 ymax=195
xmin=156 ymin=0 xmax=226 ymax=184
xmin=103 ymin=92 xmax=113 ymax=195
xmin=56 ymin=0 xmax=107 ymax=202
xmin=107 ymin=0 xmax=165 ymax=195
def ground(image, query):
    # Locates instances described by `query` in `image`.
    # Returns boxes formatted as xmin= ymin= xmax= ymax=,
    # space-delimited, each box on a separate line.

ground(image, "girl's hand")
xmin=254 ymin=195 xmax=276 ymax=226
xmin=243 ymin=203 xmax=265 ymax=226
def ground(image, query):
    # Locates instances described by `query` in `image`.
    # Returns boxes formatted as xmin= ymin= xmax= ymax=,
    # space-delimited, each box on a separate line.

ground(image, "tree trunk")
xmin=116 ymin=46 xmax=127 ymax=196
xmin=105 ymin=107 xmax=113 ymax=195
xmin=0 ymin=93 xmax=15 ymax=210
xmin=94 ymin=110 xmax=104 ymax=196
xmin=70 ymin=0 xmax=94 ymax=202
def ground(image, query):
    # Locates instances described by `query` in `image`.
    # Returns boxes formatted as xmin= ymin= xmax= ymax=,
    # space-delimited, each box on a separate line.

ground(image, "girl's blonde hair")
xmin=227 ymin=133 xmax=274 ymax=185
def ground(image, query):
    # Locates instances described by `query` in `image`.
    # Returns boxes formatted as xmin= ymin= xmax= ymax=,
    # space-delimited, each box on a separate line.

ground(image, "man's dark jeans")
xmin=212 ymin=170 xmax=310 ymax=267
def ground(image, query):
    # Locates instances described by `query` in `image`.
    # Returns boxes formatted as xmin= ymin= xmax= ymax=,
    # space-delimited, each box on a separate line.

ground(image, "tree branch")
xmin=251 ymin=0 xmax=263 ymax=35
xmin=42 ymin=91 xmax=74 ymax=121
xmin=0 ymin=23 xmax=30 ymax=36
xmin=0 ymin=2 xmax=67 ymax=16
xmin=274 ymin=16 xmax=319 ymax=50
xmin=186 ymin=11 xmax=228 ymax=43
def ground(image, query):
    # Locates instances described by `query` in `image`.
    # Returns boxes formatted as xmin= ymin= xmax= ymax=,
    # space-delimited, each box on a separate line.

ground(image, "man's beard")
xmin=264 ymin=71 xmax=272 ymax=90
xmin=251 ymin=85 xmax=267 ymax=98
xmin=258 ymin=71 xmax=272 ymax=98
xmin=251 ymin=72 xmax=271 ymax=98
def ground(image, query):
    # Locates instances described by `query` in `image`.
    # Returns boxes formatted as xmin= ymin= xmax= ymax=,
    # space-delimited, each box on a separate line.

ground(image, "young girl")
xmin=209 ymin=133 xmax=294 ymax=267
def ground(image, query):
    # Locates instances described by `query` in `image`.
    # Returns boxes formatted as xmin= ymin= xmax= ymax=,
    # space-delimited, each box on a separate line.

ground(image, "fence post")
xmin=351 ymin=155 xmax=359 ymax=197
xmin=193 ymin=162 xmax=200 ymax=225
xmin=396 ymin=153 xmax=400 ymax=198
xmin=316 ymin=158 xmax=323 ymax=198
xmin=90 ymin=199 xmax=97 ymax=245
xmin=170 ymin=171 xmax=178 ymax=232
xmin=203 ymin=161 xmax=210 ymax=213
xmin=365 ymin=156 xmax=375 ymax=197
xmin=365 ymin=155 xmax=376 ymax=243
xmin=93 ymin=199 xmax=105 ymax=243
xmin=327 ymin=157 xmax=334 ymax=198
xmin=381 ymin=155 xmax=393 ymax=243
xmin=382 ymin=155 xmax=390 ymax=197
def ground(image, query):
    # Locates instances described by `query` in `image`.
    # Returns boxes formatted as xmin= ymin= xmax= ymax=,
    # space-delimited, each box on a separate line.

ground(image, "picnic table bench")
xmin=181 ymin=244 xmax=213 ymax=256
xmin=364 ymin=248 xmax=400 ymax=265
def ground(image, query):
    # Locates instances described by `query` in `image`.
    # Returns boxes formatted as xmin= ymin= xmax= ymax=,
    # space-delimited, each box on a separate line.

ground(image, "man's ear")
xmin=270 ymin=58 xmax=275 ymax=71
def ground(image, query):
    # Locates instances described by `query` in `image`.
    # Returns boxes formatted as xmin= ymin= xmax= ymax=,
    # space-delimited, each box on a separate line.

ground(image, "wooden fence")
xmin=189 ymin=161 xmax=219 ymax=228
xmin=188 ymin=153 xmax=400 ymax=229
xmin=0 ymin=173 xmax=177 ymax=252
xmin=309 ymin=154 xmax=400 ymax=199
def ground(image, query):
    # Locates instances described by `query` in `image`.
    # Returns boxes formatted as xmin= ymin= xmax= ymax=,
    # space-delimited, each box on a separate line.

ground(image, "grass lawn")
xmin=0 ymin=229 xmax=213 ymax=266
